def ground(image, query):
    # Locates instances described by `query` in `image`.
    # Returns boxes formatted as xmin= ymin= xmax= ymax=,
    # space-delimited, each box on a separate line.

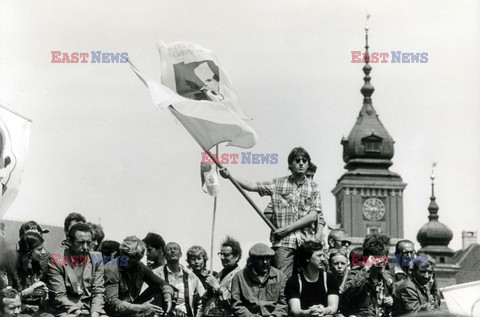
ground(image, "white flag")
xmin=0 ymin=105 xmax=31 ymax=219
xmin=441 ymin=280 xmax=480 ymax=316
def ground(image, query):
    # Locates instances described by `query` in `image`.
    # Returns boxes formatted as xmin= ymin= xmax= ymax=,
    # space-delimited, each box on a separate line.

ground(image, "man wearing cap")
xmin=104 ymin=236 xmax=174 ymax=317
xmin=220 ymin=147 xmax=325 ymax=279
xmin=231 ymin=243 xmax=287 ymax=317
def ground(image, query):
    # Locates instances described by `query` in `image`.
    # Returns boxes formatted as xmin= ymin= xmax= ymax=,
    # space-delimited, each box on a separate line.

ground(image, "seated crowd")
xmin=0 ymin=212 xmax=441 ymax=317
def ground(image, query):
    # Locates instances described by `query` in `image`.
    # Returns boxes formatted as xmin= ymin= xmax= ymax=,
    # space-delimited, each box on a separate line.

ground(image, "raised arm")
xmin=219 ymin=168 xmax=259 ymax=192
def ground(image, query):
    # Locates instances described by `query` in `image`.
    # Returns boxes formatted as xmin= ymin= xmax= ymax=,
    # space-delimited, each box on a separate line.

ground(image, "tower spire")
xmin=361 ymin=16 xmax=374 ymax=114
xmin=428 ymin=162 xmax=439 ymax=221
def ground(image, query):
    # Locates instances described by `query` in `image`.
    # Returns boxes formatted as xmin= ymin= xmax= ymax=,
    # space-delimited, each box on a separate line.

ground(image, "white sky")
xmin=1 ymin=0 xmax=479 ymax=270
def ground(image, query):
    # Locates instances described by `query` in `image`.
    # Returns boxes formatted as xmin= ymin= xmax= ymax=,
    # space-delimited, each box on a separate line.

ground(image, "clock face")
xmin=363 ymin=198 xmax=385 ymax=221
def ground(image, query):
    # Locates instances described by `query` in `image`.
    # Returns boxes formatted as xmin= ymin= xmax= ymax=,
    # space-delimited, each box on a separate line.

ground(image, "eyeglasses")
xmin=295 ymin=158 xmax=308 ymax=164
xmin=218 ymin=252 xmax=233 ymax=258
xmin=335 ymin=240 xmax=351 ymax=247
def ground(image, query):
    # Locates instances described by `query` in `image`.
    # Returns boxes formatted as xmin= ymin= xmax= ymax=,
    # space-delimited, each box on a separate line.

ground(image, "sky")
xmin=1 ymin=0 xmax=479 ymax=270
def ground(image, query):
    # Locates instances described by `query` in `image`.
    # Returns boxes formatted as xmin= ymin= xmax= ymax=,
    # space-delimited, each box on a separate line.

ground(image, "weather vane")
xmin=431 ymin=162 xmax=437 ymax=181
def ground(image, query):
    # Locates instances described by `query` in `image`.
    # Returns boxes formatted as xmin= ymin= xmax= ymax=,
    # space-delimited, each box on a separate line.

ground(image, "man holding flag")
xmin=220 ymin=147 xmax=325 ymax=278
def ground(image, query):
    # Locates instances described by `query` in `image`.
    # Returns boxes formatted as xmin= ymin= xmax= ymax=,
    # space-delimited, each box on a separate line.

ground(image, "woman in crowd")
xmin=0 ymin=231 xmax=52 ymax=316
xmin=187 ymin=245 xmax=217 ymax=290
xmin=286 ymin=240 xmax=339 ymax=317
xmin=329 ymin=251 xmax=349 ymax=294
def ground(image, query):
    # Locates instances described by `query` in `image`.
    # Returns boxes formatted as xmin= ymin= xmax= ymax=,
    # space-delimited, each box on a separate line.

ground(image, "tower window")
xmin=362 ymin=133 xmax=383 ymax=153
xmin=367 ymin=227 xmax=381 ymax=234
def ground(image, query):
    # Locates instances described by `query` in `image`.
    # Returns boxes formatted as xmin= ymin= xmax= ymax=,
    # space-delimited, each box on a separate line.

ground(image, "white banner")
xmin=0 ymin=105 xmax=31 ymax=219
xmin=441 ymin=280 xmax=480 ymax=316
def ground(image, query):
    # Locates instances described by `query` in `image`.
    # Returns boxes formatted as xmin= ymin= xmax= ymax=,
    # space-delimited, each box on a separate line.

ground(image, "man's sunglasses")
xmin=295 ymin=158 xmax=308 ymax=164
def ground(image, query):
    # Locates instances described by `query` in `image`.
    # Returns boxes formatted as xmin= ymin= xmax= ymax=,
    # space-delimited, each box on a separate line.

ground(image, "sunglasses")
xmin=218 ymin=252 xmax=234 ymax=258
xmin=295 ymin=158 xmax=308 ymax=164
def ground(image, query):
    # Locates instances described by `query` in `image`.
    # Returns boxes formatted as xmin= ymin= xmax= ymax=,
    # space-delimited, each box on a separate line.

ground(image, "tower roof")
xmin=341 ymin=25 xmax=395 ymax=172
xmin=417 ymin=167 xmax=453 ymax=250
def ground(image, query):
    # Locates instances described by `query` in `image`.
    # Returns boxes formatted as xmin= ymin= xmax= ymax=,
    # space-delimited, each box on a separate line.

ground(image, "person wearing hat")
xmin=231 ymin=243 xmax=288 ymax=317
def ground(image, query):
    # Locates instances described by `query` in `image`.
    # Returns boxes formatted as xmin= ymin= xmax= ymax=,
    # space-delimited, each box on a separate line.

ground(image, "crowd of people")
xmin=0 ymin=147 xmax=443 ymax=317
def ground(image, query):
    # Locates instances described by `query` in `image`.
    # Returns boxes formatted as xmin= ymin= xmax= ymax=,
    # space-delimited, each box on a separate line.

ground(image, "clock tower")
xmin=332 ymin=26 xmax=406 ymax=243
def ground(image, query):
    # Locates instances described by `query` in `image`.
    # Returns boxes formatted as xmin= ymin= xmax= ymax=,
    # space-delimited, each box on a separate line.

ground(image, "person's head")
xmin=328 ymin=229 xmax=351 ymax=250
xmin=119 ymin=236 xmax=146 ymax=268
xmin=412 ymin=254 xmax=435 ymax=286
xmin=305 ymin=163 xmax=317 ymax=179
xmin=0 ymin=288 xmax=21 ymax=316
xmin=248 ymin=243 xmax=274 ymax=275
xmin=363 ymin=233 xmax=391 ymax=272
xmin=142 ymin=232 xmax=166 ymax=265
xmin=329 ymin=251 xmax=348 ymax=276
xmin=287 ymin=147 xmax=311 ymax=175
xmin=164 ymin=242 xmax=182 ymax=264
xmin=219 ymin=236 xmax=242 ymax=269
xmin=67 ymin=223 xmax=92 ymax=256
xmin=395 ymin=239 xmax=415 ymax=271
xmin=87 ymin=223 xmax=105 ymax=251
xmin=18 ymin=221 xmax=49 ymax=238
xmin=295 ymin=240 xmax=324 ymax=271
xmin=187 ymin=245 xmax=208 ymax=273
xmin=99 ymin=240 xmax=120 ymax=257
xmin=349 ymin=247 xmax=363 ymax=268
xmin=18 ymin=231 xmax=47 ymax=262
xmin=64 ymin=212 xmax=86 ymax=236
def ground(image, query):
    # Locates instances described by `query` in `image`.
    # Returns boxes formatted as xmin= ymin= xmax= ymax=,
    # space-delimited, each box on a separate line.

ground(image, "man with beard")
xmin=201 ymin=236 xmax=242 ymax=317
xmin=154 ymin=242 xmax=204 ymax=317
xmin=231 ymin=243 xmax=287 ymax=317
xmin=47 ymin=222 xmax=106 ymax=316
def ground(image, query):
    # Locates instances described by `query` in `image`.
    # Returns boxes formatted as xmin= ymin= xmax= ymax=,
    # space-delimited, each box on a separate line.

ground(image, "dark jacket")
xmin=231 ymin=265 xmax=287 ymax=317
xmin=343 ymin=268 xmax=395 ymax=317
xmin=392 ymin=277 xmax=440 ymax=316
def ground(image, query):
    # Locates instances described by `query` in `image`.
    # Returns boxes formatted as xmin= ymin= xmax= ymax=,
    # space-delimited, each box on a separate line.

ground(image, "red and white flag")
xmin=0 ymin=105 xmax=31 ymax=219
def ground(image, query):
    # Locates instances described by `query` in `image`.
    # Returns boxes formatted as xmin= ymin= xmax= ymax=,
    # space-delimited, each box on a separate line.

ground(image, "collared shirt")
xmin=163 ymin=265 xmax=186 ymax=313
xmin=257 ymin=175 xmax=324 ymax=249
xmin=231 ymin=265 xmax=288 ymax=317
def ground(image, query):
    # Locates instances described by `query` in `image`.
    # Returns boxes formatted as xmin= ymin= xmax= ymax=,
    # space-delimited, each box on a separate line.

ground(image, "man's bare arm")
xmin=219 ymin=168 xmax=259 ymax=192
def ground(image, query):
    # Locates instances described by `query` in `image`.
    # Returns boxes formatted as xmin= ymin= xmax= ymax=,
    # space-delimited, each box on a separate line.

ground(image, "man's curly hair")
xmin=362 ymin=233 xmax=391 ymax=257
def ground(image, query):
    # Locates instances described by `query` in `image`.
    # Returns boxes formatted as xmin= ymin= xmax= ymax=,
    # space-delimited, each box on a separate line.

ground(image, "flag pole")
xmin=203 ymin=150 xmax=276 ymax=231
xmin=168 ymin=106 xmax=277 ymax=231
xmin=209 ymin=145 xmax=219 ymax=273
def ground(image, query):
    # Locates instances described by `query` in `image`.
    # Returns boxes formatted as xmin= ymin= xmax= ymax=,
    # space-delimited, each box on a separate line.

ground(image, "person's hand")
xmin=309 ymin=304 xmax=325 ymax=316
xmin=384 ymin=296 xmax=394 ymax=306
xmin=273 ymin=227 xmax=290 ymax=239
xmin=23 ymin=281 xmax=48 ymax=297
xmin=141 ymin=298 xmax=164 ymax=314
xmin=219 ymin=168 xmax=230 ymax=179
xmin=74 ymin=309 xmax=90 ymax=316
xmin=90 ymin=312 xmax=100 ymax=317
xmin=164 ymin=293 xmax=173 ymax=314
xmin=206 ymin=274 xmax=220 ymax=290
xmin=363 ymin=255 xmax=375 ymax=273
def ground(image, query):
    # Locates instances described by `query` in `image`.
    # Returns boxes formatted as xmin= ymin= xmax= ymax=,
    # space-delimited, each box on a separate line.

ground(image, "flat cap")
xmin=249 ymin=243 xmax=275 ymax=257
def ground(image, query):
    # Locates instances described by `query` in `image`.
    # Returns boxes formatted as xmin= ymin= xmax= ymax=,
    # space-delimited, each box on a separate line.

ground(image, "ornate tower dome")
xmin=417 ymin=165 xmax=454 ymax=261
xmin=341 ymin=25 xmax=395 ymax=173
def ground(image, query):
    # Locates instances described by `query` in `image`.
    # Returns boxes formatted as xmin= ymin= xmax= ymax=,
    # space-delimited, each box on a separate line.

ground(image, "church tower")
xmin=332 ymin=26 xmax=406 ymax=243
